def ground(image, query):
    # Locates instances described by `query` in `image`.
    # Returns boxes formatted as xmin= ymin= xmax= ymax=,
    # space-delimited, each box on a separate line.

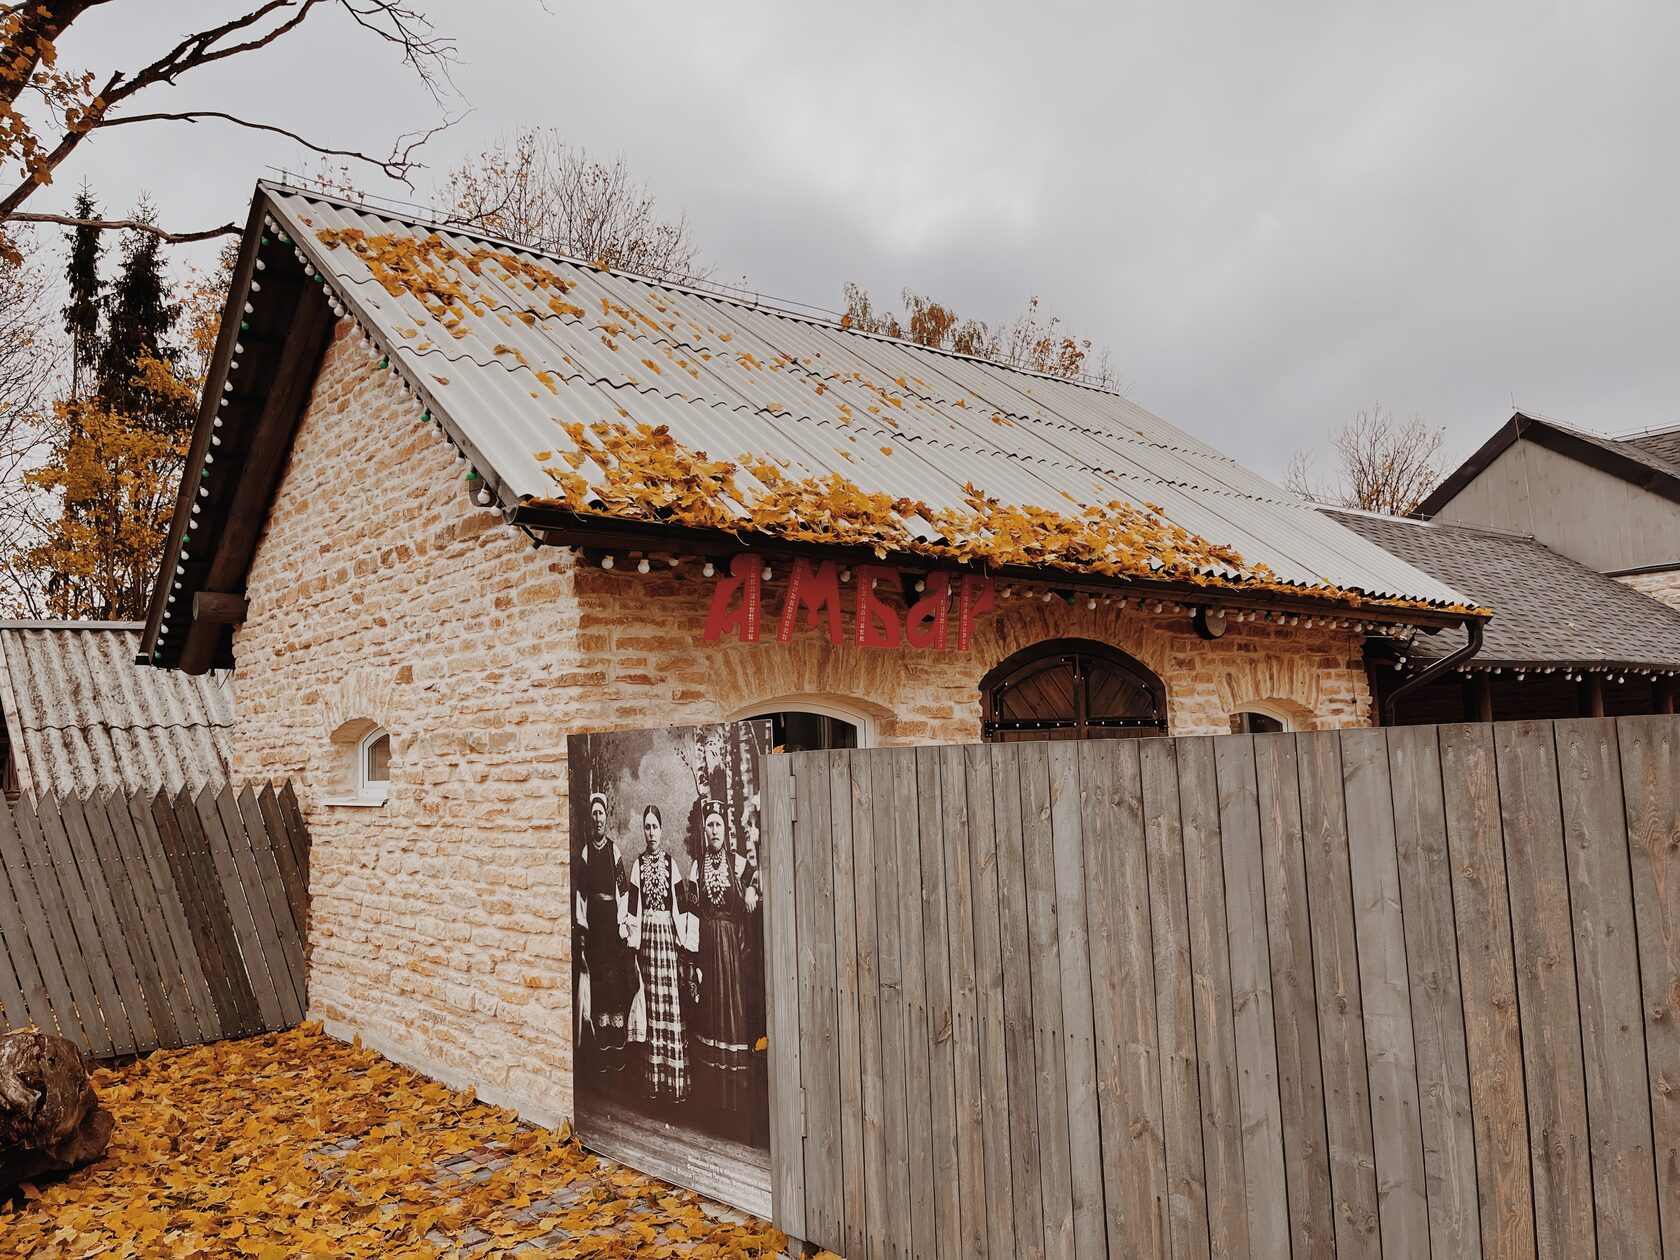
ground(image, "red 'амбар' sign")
xmin=703 ymin=556 xmax=996 ymax=650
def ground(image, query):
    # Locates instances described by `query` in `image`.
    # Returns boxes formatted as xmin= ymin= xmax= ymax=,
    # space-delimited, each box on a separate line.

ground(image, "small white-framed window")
xmin=358 ymin=727 xmax=391 ymax=803
xmin=323 ymin=718 xmax=391 ymax=807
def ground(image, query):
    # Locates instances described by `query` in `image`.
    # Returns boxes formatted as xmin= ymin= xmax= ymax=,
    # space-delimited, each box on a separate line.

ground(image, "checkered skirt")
xmin=638 ymin=916 xmax=688 ymax=1100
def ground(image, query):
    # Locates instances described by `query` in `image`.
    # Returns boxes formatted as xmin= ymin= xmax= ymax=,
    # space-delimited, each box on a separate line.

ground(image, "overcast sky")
xmin=41 ymin=1 xmax=1680 ymax=478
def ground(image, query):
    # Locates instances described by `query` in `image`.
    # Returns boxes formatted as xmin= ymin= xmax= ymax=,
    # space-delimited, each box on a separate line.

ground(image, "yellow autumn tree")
xmin=25 ymin=395 xmax=185 ymax=618
xmin=20 ymin=218 xmax=224 ymax=619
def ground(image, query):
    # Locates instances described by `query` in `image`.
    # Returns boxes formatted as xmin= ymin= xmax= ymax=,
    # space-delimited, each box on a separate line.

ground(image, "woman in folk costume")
xmin=624 ymin=805 xmax=696 ymax=1102
xmin=693 ymin=798 xmax=759 ymax=1121
xmin=574 ymin=792 xmax=633 ymax=1069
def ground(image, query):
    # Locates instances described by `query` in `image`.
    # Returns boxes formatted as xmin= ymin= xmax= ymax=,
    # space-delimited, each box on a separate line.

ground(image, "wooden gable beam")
xmin=178 ymin=282 xmax=336 ymax=674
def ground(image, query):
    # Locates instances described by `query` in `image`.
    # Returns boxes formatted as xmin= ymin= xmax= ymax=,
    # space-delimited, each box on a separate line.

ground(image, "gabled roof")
xmin=0 ymin=622 xmax=232 ymax=796
xmin=1418 ymin=412 xmax=1680 ymax=519
xmin=141 ymin=184 xmax=1477 ymax=670
xmin=1324 ymin=510 xmax=1680 ymax=670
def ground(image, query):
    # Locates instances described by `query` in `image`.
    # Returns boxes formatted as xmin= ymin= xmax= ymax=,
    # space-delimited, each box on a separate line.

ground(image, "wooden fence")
xmin=761 ymin=716 xmax=1680 ymax=1260
xmin=0 ymin=782 xmax=310 ymax=1059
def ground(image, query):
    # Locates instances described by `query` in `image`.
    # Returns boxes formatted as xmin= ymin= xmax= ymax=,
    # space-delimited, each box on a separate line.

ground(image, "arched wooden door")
xmin=980 ymin=638 xmax=1167 ymax=741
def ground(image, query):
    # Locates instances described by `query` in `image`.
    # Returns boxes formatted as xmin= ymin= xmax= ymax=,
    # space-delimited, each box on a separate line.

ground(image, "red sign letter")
xmin=956 ymin=574 xmax=996 ymax=650
xmin=776 ymin=558 xmax=844 ymax=645
xmin=905 ymin=572 xmax=951 ymax=649
xmin=704 ymin=554 xmax=763 ymax=642
xmin=854 ymin=564 xmax=902 ymax=649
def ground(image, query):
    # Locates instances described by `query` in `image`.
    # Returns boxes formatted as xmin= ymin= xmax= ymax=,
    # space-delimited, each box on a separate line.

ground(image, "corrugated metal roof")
xmin=0 ymin=622 xmax=232 ymax=797
xmin=262 ymin=183 xmax=1471 ymax=611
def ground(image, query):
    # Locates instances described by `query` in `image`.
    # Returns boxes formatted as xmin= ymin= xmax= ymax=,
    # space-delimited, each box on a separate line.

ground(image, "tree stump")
xmin=0 ymin=1031 xmax=113 ymax=1188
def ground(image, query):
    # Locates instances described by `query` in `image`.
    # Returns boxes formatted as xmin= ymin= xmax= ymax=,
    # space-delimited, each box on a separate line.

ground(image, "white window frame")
xmin=357 ymin=726 xmax=391 ymax=804
xmin=323 ymin=724 xmax=391 ymax=808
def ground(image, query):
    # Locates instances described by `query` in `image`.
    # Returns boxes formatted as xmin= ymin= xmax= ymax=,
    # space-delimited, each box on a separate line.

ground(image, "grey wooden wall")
xmin=0 ymin=783 xmax=310 ymax=1057
xmin=761 ymin=717 xmax=1680 ymax=1260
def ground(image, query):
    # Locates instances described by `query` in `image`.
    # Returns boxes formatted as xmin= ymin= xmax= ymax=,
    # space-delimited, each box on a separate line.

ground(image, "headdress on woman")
xmin=588 ymin=791 xmax=609 ymax=811
xmin=701 ymin=798 xmax=726 ymax=822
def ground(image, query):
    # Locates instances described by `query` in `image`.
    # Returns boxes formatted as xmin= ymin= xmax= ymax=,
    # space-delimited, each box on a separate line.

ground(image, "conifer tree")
xmin=61 ymin=187 xmax=102 ymax=403
xmin=98 ymin=201 xmax=190 ymax=435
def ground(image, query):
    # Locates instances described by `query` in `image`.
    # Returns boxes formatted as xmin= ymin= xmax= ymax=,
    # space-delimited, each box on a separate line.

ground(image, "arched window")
xmin=981 ymin=639 xmax=1166 ymax=742
xmin=739 ymin=705 xmax=864 ymax=752
xmin=1230 ymin=709 xmax=1288 ymax=734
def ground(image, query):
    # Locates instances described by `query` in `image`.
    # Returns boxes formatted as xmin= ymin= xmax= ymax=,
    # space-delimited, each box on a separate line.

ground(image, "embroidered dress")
xmin=628 ymin=850 xmax=693 ymax=1100
xmin=694 ymin=850 xmax=754 ymax=1113
xmin=576 ymin=836 xmax=632 ymax=1056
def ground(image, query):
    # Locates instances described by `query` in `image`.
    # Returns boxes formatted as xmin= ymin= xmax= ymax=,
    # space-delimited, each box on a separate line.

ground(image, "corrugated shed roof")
xmin=0 ymin=622 xmax=232 ymax=797
xmin=261 ymin=184 xmax=1471 ymax=613
xmin=1323 ymin=511 xmax=1680 ymax=669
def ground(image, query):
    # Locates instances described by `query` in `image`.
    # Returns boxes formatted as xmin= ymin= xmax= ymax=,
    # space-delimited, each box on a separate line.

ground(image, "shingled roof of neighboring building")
xmin=0 ymin=622 xmax=232 ymax=797
xmin=1324 ymin=510 xmax=1680 ymax=670
xmin=140 ymin=183 xmax=1482 ymax=670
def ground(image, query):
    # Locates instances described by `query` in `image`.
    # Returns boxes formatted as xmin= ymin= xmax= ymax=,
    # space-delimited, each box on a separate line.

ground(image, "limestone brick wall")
xmin=231 ymin=323 xmax=1376 ymax=1125
xmin=1619 ymin=567 xmax=1680 ymax=613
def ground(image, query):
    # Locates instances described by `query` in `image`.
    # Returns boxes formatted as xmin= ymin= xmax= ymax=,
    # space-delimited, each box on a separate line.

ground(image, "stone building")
xmin=138 ymin=183 xmax=1479 ymax=1126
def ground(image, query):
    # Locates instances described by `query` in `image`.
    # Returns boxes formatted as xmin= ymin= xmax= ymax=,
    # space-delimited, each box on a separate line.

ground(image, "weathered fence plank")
xmin=1047 ymin=742 xmax=1104 ymax=1260
xmin=115 ymin=793 xmax=217 ymax=1045
xmin=761 ymin=754 xmax=805 ymax=1245
xmin=1254 ymin=732 xmax=1335 ymax=1260
xmin=1139 ymin=738 xmax=1210 ymax=1260
xmin=1342 ymin=729 xmax=1430 ymax=1259
xmin=935 ymin=745 xmax=988 ymax=1259
xmin=871 ymin=749 xmax=914 ymax=1259
xmin=1173 ymin=737 xmax=1249 ymax=1260
xmin=1555 ymin=719 xmax=1662 ymax=1260
xmin=799 ymin=749 xmax=842 ymax=1249
xmin=1495 ymin=721 xmax=1595 ymax=1260
xmin=1019 ymin=741 xmax=1076 ymax=1260
xmin=1081 ymin=741 xmax=1169 ymax=1259
xmin=914 ymin=747 xmax=962 ymax=1260
xmin=1439 ymin=723 xmax=1536 ymax=1260
xmin=964 ymin=743 xmax=1018 ymax=1260
xmin=1387 ymin=725 xmax=1481 ymax=1260
xmin=0 ymin=803 xmax=58 ymax=1037
xmin=850 ymin=753 xmax=889 ymax=1260
xmin=991 ymin=742 xmax=1047 ymax=1260
xmin=1296 ymin=733 xmax=1381 ymax=1258
xmin=1211 ymin=735 xmax=1289 ymax=1258
xmin=893 ymin=752 xmax=937 ymax=1260
xmin=1619 ymin=714 xmax=1680 ymax=1258
xmin=827 ymin=751 xmax=868 ymax=1259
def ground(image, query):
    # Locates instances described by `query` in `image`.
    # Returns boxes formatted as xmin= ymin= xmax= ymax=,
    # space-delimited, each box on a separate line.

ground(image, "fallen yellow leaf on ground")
xmin=0 ymin=1023 xmax=792 ymax=1259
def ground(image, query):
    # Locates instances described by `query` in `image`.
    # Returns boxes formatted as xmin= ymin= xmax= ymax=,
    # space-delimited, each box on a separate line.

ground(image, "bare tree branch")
xmin=101 ymin=109 xmax=445 ymax=184
xmin=7 ymin=211 xmax=239 ymax=243
xmin=1 ymin=1 xmax=461 ymax=234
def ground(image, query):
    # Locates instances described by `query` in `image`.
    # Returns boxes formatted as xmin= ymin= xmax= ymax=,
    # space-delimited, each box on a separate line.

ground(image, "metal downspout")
xmin=1380 ymin=619 xmax=1486 ymax=726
